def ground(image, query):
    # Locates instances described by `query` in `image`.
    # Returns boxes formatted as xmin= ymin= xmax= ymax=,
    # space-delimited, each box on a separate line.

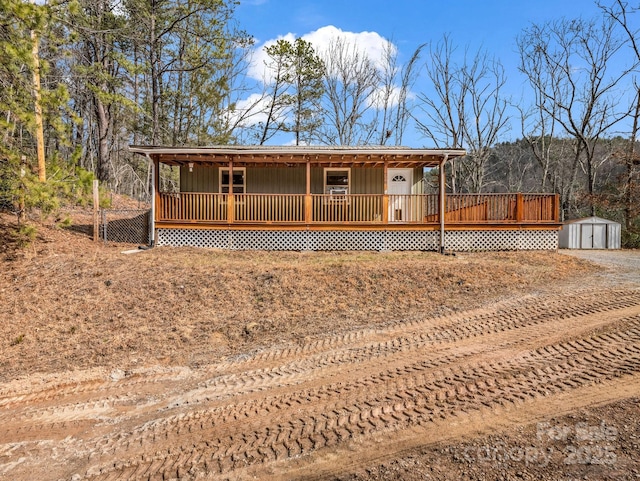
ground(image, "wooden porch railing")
xmin=312 ymin=194 xmax=383 ymax=223
xmin=157 ymin=192 xmax=560 ymax=224
xmin=424 ymin=193 xmax=559 ymax=223
xmin=521 ymin=193 xmax=558 ymax=222
xmin=442 ymin=194 xmax=517 ymax=222
xmin=158 ymin=192 xmax=227 ymax=222
xmin=235 ymin=194 xmax=305 ymax=222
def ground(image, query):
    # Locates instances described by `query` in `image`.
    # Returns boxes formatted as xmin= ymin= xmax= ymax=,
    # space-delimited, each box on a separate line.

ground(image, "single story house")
xmin=130 ymin=145 xmax=561 ymax=251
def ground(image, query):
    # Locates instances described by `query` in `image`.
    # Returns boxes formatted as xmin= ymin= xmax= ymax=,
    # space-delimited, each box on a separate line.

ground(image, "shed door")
xmin=580 ymin=223 xmax=607 ymax=249
xmin=580 ymin=224 xmax=593 ymax=249
xmin=388 ymin=169 xmax=413 ymax=222
xmin=592 ymin=224 xmax=606 ymax=249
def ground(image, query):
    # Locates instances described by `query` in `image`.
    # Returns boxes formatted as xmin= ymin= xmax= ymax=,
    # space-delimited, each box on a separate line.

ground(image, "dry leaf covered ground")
xmin=0 ymin=209 xmax=595 ymax=383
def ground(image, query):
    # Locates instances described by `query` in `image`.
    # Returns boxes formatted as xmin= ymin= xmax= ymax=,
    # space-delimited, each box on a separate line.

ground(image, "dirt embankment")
xmin=1 ymin=210 xmax=596 ymax=382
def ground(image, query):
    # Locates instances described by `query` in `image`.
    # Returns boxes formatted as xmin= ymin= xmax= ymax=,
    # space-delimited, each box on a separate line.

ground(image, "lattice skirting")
xmin=156 ymin=228 xmax=558 ymax=251
xmin=445 ymin=230 xmax=558 ymax=251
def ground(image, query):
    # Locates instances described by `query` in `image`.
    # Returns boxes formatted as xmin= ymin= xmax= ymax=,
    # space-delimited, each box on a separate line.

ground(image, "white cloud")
xmin=247 ymin=25 xmax=393 ymax=83
xmin=304 ymin=26 xmax=392 ymax=70
xmin=247 ymin=32 xmax=295 ymax=81
xmin=238 ymin=26 xmax=414 ymax=123
xmin=228 ymin=92 xmax=270 ymax=127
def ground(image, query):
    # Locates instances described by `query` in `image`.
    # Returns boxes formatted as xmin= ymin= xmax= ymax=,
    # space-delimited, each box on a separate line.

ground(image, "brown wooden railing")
xmin=521 ymin=193 xmax=558 ymax=222
xmin=425 ymin=193 xmax=559 ymax=223
xmin=235 ymin=194 xmax=305 ymax=222
xmin=157 ymin=192 xmax=559 ymax=224
xmin=312 ymin=194 xmax=383 ymax=223
xmin=445 ymin=194 xmax=516 ymax=222
xmin=158 ymin=192 xmax=227 ymax=222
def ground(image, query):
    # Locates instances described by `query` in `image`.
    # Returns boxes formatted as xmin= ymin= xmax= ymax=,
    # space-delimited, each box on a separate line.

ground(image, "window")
xmin=324 ymin=168 xmax=350 ymax=195
xmin=391 ymin=174 xmax=407 ymax=182
xmin=219 ymin=167 xmax=246 ymax=194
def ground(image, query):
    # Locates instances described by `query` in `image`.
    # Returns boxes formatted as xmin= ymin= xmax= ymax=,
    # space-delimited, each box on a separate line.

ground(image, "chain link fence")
xmin=100 ymin=209 xmax=150 ymax=245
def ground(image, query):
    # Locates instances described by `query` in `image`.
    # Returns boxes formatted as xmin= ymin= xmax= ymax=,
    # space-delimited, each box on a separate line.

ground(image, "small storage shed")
xmin=559 ymin=216 xmax=621 ymax=249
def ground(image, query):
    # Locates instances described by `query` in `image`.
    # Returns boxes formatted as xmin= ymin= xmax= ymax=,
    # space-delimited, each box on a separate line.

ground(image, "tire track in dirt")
xmin=1 ymin=287 xmax=640 ymax=481
xmin=81 ymin=320 xmax=640 ymax=480
xmin=205 ymin=287 xmax=640 ymax=373
xmin=3 ymin=289 xmax=638 ymax=422
xmin=0 ymin=367 xmax=193 ymax=409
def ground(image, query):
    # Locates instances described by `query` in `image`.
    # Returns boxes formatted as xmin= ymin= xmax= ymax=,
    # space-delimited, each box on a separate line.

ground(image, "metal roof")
xmin=129 ymin=145 xmax=467 ymax=168
xmin=564 ymin=216 xmax=621 ymax=225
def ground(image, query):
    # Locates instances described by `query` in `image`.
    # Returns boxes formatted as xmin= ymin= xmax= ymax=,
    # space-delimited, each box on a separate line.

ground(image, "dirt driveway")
xmin=560 ymin=249 xmax=640 ymax=280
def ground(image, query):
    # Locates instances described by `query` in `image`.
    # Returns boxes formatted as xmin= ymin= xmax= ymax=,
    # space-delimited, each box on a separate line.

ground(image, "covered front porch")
xmin=130 ymin=145 xmax=561 ymax=251
xmin=156 ymin=191 xmax=559 ymax=226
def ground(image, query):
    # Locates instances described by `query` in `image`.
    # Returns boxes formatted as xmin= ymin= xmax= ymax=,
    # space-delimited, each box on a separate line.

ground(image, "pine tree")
xmin=261 ymin=37 xmax=325 ymax=145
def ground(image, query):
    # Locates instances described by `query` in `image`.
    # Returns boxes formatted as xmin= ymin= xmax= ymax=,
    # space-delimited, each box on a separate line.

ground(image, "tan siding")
xmin=311 ymin=167 xmax=323 ymax=193
xmin=352 ymin=168 xmax=383 ymax=194
xmin=180 ymin=166 xmax=217 ymax=192
xmin=246 ymin=167 xmax=306 ymax=193
xmin=412 ymin=167 xmax=426 ymax=194
xmin=179 ymin=165 xmax=388 ymax=194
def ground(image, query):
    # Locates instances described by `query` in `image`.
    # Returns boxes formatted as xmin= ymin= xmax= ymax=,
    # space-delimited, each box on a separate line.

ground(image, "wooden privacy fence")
xmin=157 ymin=192 xmax=559 ymax=224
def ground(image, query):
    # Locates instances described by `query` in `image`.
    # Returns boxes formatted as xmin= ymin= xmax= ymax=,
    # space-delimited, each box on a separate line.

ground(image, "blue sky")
xmin=236 ymin=0 xmax=605 ymax=63
xmin=233 ymin=0 xmax=634 ymax=146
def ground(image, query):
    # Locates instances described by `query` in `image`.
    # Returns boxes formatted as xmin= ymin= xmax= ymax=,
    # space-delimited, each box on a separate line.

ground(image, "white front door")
xmin=388 ymin=169 xmax=413 ymax=222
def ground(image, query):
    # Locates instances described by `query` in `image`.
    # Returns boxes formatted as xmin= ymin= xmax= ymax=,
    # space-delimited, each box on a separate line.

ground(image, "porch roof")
xmin=129 ymin=145 xmax=467 ymax=168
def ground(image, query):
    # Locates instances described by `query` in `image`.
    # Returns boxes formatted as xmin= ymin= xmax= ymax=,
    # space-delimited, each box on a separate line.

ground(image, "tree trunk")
xmin=95 ymin=94 xmax=110 ymax=182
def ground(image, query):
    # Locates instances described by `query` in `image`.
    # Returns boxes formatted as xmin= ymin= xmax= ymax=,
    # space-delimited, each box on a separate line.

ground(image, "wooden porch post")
xmin=154 ymin=157 xmax=160 ymax=224
xmin=439 ymin=155 xmax=447 ymax=254
xmin=227 ymin=158 xmax=234 ymax=224
xmin=516 ymin=192 xmax=524 ymax=222
xmin=382 ymin=160 xmax=389 ymax=224
xmin=305 ymin=159 xmax=312 ymax=224
xmin=142 ymin=153 xmax=157 ymax=246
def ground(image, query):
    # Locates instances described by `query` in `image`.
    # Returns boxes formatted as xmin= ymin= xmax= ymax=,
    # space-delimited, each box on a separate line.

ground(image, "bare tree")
xmin=318 ymin=37 xmax=379 ymax=145
xmin=460 ymin=52 xmax=509 ymax=192
xmin=373 ymin=40 xmax=424 ymax=146
xmin=599 ymin=0 xmax=640 ymax=230
xmin=415 ymin=35 xmax=464 ymax=192
xmin=518 ymin=16 xmax=633 ymax=217
xmin=215 ymin=39 xmax=268 ymax=144
xmin=416 ymin=35 xmax=509 ymax=193
xmin=517 ymin=74 xmax=562 ymax=193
